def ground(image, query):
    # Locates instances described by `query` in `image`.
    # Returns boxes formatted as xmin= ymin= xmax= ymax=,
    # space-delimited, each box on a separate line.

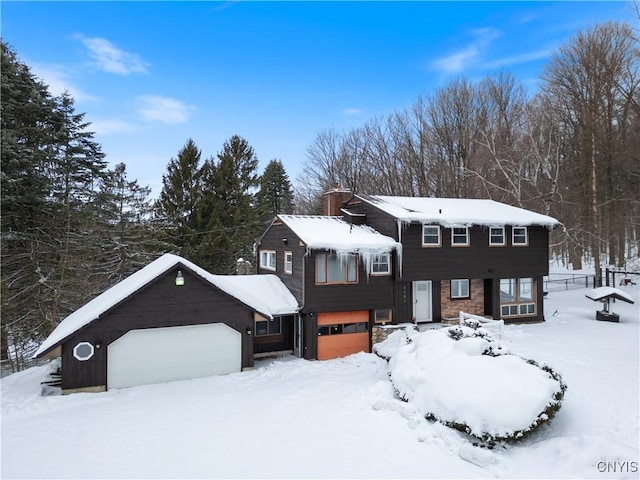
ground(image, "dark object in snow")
xmin=585 ymin=287 xmax=635 ymax=322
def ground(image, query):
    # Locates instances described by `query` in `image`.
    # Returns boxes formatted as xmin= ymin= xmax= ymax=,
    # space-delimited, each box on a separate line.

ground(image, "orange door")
xmin=317 ymin=311 xmax=370 ymax=360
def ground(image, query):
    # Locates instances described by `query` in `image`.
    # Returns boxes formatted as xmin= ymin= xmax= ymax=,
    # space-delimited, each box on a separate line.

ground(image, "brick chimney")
xmin=322 ymin=186 xmax=352 ymax=216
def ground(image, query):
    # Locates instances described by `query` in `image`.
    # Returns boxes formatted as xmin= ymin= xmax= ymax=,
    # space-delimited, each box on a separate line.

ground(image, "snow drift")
xmin=374 ymin=320 xmax=567 ymax=443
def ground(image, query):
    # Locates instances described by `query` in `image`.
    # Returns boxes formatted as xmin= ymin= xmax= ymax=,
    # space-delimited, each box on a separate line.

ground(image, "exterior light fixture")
xmin=246 ymin=327 xmax=252 ymax=335
xmin=176 ymin=270 xmax=185 ymax=286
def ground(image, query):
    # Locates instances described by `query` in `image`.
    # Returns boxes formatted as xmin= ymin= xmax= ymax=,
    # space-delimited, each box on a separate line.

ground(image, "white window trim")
xmin=422 ymin=225 xmax=441 ymax=247
xmin=374 ymin=309 xmax=393 ymax=324
xmin=489 ymin=227 xmax=506 ymax=246
xmin=73 ymin=341 xmax=95 ymax=361
xmin=370 ymin=252 xmax=391 ymax=275
xmin=451 ymin=279 xmax=470 ymax=299
xmin=284 ymin=251 xmax=293 ymax=274
xmin=500 ymin=277 xmax=536 ymax=317
xmin=260 ymin=250 xmax=276 ymax=271
xmin=512 ymin=227 xmax=528 ymax=246
xmin=451 ymin=227 xmax=470 ymax=247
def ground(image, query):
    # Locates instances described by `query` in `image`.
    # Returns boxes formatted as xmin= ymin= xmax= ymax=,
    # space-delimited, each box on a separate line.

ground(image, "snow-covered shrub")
xmin=374 ymin=324 xmax=566 ymax=444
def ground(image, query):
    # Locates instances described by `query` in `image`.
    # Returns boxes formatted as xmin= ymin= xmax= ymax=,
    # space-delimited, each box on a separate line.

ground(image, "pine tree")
xmin=95 ymin=163 xmax=168 ymax=288
xmin=198 ymin=135 xmax=260 ymax=273
xmin=156 ymin=139 xmax=203 ymax=259
xmin=256 ymin=159 xmax=294 ymax=225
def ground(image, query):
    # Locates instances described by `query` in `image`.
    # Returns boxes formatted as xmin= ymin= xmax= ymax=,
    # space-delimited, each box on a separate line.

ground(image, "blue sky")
xmin=2 ymin=1 xmax=634 ymax=196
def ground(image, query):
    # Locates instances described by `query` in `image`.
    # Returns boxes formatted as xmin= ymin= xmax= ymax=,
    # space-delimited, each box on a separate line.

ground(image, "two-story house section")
xmin=343 ymin=194 xmax=559 ymax=325
xmin=256 ymin=213 xmax=401 ymax=361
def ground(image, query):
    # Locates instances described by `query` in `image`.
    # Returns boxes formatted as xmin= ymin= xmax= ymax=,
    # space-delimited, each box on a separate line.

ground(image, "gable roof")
xmin=359 ymin=195 xmax=559 ymax=229
xmin=34 ymin=253 xmax=299 ymax=358
xmin=277 ymin=214 xmax=400 ymax=254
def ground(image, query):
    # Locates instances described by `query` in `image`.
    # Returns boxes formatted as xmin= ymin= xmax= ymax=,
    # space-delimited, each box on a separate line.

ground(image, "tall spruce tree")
xmin=256 ymin=159 xmax=294 ymax=225
xmin=1 ymin=42 xmax=57 ymax=366
xmin=156 ymin=139 xmax=203 ymax=260
xmin=198 ymin=135 xmax=260 ymax=273
xmin=95 ymin=163 xmax=168 ymax=287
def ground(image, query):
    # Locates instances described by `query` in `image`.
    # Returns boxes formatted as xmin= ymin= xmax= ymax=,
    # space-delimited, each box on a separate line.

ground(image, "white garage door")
xmin=107 ymin=323 xmax=241 ymax=389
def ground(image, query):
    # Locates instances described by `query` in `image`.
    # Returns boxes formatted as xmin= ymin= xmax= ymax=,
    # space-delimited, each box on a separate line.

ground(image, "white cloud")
xmin=484 ymin=49 xmax=552 ymax=69
xmin=431 ymin=28 xmax=501 ymax=74
xmin=342 ymin=107 xmax=364 ymax=116
xmin=29 ymin=63 xmax=96 ymax=102
xmin=136 ymin=95 xmax=196 ymax=124
xmin=76 ymin=35 xmax=149 ymax=75
xmin=90 ymin=119 xmax=138 ymax=135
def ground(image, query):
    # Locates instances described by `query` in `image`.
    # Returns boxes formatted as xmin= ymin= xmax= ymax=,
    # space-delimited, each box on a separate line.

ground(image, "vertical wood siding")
xmin=61 ymin=267 xmax=255 ymax=390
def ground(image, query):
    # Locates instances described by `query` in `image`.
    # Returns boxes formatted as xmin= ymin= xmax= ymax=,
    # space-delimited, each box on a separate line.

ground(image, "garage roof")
xmin=34 ymin=254 xmax=299 ymax=358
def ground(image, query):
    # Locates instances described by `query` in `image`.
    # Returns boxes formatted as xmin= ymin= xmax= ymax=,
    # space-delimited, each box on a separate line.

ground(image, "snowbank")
xmin=378 ymin=324 xmax=566 ymax=443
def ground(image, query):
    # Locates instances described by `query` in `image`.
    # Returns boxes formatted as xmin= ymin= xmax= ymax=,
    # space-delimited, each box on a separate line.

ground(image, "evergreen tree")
xmin=1 ymin=42 xmax=60 ymax=367
xmin=156 ymin=139 xmax=203 ymax=259
xmin=198 ymin=135 xmax=260 ymax=273
xmin=95 ymin=163 xmax=168 ymax=287
xmin=256 ymin=159 xmax=294 ymax=224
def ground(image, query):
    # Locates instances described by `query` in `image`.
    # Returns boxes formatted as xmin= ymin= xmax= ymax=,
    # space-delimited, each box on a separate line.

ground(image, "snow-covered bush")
xmin=374 ymin=324 xmax=567 ymax=444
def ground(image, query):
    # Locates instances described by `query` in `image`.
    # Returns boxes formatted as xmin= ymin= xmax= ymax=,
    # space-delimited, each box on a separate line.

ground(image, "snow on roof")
xmin=585 ymin=287 xmax=635 ymax=304
xmin=360 ymin=195 xmax=559 ymax=228
xmin=277 ymin=215 xmax=400 ymax=253
xmin=34 ymin=253 xmax=299 ymax=358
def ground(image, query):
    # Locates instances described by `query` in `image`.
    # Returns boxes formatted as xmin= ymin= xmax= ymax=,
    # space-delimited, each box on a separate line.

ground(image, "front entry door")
xmin=413 ymin=281 xmax=433 ymax=323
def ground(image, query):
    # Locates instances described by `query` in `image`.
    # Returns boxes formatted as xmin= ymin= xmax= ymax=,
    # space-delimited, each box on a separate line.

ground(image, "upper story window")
xmin=451 ymin=227 xmax=469 ymax=246
xmin=371 ymin=252 xmax=391 ymax=275
xmin=316 ymin=253 xmax=358 ymax=284
xmin=422 ymin=225 xmax=441 ymax=247
xmin=284 ymin=251 xmax=293 ymax=274
xmin=489 ymin=227 xmax=505 ymax=246
xmin=259 ymin=250 xmax=276 ymax=271
xmin=451 ymin=279 xmax=470 ymax=299
xmin=512 ymin=227 xmax=528 ymax=245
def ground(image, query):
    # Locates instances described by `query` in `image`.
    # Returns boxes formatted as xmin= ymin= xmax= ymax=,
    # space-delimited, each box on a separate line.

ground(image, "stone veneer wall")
xmin=440 ymin=278 xmax=485 ymax=319
xmin=371 ymin=324 xmax=418 ymax=345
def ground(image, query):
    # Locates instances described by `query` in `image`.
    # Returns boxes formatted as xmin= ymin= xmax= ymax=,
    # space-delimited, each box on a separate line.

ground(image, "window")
xmin=371 ymin=253 xmax=391 ymax=275
xmin=500 ymin=278 xmax=536 ymax=317
xmin=489 ymin=227 xmax=505 ymax=246
xmin=284 ymin=251 xmax=293 ymax=274
xmin=422 ymin=225 xmax=441 ymax=246
xmin=512 ymin=227 xmax=528 ymax=245
xmin=73 ymin=342 xmax=95 ymax=361
xmin=451 ymin=279 xmax=470 ymax=299
xmin=255 ymin=316 xmax=282 ymax=336
xmin=318 ymin=322 xmax=368 ymax=335
xmin=451 ymin=227 xmax=469 ymax=246
xmin=316 ymin=253 xmax=358 ymax=284
xmin=260 ymin=250 xmax=276 ymax=271
xmin=374 ymin=309 xmax=392 ymax=324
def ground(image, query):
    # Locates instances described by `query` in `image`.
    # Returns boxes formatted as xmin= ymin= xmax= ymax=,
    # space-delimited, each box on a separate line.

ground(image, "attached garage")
xmin=33 ymin=254 xmax=299 ymax=393
xmin=317 ymin=310 xmax=370 ymax=360
xmin=107 ymin=323 xmax=241 ymax=389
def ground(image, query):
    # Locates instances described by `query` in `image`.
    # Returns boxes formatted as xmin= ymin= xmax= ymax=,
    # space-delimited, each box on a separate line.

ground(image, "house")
xmin=256 ymin=189 xmax=559 ymax=361
xmin=33 ymin=254 xmax=298 ymax=393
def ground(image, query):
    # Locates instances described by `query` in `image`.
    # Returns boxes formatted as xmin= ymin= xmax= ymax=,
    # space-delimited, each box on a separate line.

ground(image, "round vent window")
xmin=73 ymin=342 xmax=95 ymax=361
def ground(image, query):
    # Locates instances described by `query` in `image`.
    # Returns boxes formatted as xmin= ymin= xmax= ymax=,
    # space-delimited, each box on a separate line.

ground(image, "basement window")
xmin=451 ymin=279 xmax=470 ymax=299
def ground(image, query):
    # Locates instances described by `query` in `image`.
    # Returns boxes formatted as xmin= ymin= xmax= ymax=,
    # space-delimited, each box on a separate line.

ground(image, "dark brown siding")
xmin=61 ymin=266 xmax=255 ymax=390
xmin=256 ymin=220 xmax=306 ymax=305
xmin=302 ymin=250 xmax=394 ymax=313
xmin=394 ymin=224 xmax=550 ymax=281
xmin=254 ymin=315 xmax=294 ymax=354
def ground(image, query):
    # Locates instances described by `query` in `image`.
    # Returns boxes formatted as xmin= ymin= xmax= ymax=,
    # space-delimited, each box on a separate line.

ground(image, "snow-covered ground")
xmin=2 ymin=284 xmax=639 ymax=479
